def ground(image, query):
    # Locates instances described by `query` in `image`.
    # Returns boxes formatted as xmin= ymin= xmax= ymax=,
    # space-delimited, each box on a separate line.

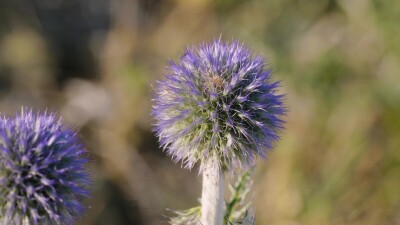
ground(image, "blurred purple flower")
xmin=0 ymin=109 xmax=90 ymax=225
xmin=153 ymin=39 xmax=286 ymax=171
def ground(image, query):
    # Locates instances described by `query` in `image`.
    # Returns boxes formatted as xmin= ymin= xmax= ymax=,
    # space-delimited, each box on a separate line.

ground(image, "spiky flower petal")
xmin=0 ymin=109 xmax=90 ymax=225
xmin=153 ymin=39 xmax=286 ymax=170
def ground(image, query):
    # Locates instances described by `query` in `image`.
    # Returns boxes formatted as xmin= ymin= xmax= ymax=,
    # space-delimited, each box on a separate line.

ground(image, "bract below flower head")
xmin=153 ymin=39 xmax=286 ymax=171
xmin=0 ymin=109 xmax=90 ymax=225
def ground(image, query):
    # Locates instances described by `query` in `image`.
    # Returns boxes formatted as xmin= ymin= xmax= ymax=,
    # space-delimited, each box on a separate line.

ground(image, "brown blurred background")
xmin=0 ymin=0 xmax=399 ymax=224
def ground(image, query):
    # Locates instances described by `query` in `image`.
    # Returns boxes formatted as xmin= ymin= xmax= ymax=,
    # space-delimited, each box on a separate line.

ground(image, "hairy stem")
xmin=201 ymin=158 xmax=224 ymax=225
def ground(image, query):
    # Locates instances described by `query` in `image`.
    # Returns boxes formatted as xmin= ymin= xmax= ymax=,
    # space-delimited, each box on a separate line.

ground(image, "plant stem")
xmin=201 ymin=158 xmax=224 ymax=225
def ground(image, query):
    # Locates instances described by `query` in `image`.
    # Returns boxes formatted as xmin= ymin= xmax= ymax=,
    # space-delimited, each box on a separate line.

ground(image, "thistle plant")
xmin=0 ymin=109 xmax=90 ymax=225
xmin=153 ymin=39 xmax=285 ymax=225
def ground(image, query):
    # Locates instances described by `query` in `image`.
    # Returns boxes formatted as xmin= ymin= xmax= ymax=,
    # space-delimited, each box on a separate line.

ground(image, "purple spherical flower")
xmin=0 ymin=109 xmax=90 ymax=225
xmin=153 ymin=39 xmax=286 ymax=171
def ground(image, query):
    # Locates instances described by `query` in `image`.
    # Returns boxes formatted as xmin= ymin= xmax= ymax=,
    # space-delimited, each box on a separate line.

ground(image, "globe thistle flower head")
xmin=0 ymin=109 xmax=90 ymax=225
xmin=153 ymin=39 xmax=286 ymax=171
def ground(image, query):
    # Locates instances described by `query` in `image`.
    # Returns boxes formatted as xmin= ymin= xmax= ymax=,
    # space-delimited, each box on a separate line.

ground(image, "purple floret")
xmin=153 ymin=39 xmax=286 ymax=171
xmin=0 ymin=109 xmax=90 ymax=225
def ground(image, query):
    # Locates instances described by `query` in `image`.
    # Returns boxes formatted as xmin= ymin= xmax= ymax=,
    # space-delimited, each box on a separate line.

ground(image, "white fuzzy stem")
xmin=201 ymin=158 xmax=224 ymax=225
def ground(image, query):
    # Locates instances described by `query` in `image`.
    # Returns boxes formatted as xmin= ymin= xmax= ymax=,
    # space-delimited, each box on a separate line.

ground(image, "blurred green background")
xmin=1 ymin=0 xmax=399 ymax=224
